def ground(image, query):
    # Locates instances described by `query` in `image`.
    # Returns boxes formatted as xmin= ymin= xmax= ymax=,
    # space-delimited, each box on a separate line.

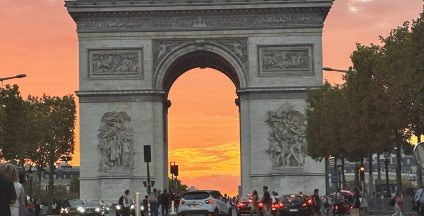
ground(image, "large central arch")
xmin=66 ymin=0 xmax=333 ymax=201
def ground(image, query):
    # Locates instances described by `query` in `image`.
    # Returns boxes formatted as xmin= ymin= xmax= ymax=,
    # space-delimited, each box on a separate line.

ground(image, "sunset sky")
xmin=0 ymin=0 xmax=423 ymax=195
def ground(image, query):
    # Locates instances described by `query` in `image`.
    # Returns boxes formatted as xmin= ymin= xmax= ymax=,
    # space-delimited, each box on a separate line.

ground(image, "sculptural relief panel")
xmin=265 ymin=103 xmax=307 ymax=168
xmin=258 ymin=45 xmax=313 ymax=76
xmin=98 ymin=111 xmax=135 ymax=173
xmin=89 ymin=49 xmax=143 ymax=79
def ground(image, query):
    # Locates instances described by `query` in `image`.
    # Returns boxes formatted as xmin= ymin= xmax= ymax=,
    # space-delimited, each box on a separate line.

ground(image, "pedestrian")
xmin=359 ymin=187 xmax=368 ymax=216
xmin=143 ymin=195 xmax=149 ymax=216
xmin=261 ymin=186 xmax=272 ymax=216
xmin=33 ymin=199 xmax=40 ymax=216
xmin=149 ymin=188 xmax=159 ymax=216
xmin=249 ymin=190 xmax=259 ymax=216
xmin=158 ymin=189 xmax=162 ymax=216
xmin=350 ymin=188 xmax=361 ymax=216
xmin=392 ymin=190 xmax=403 ymax=216
xmin=0 ymin=163 xmax=26 ymax=216
xmin=123 ymin=189 xmax=131 ymax=216
xmin=161 ymin=189 xmax=170 ymax=216
xmin=0 ymin=163 xmax=17 ymax=216
xmin=312 ymin=189 xmax=321 ymax=216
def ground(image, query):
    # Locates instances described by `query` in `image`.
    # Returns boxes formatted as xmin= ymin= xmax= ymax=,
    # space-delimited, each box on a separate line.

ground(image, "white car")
xmin=178 ymin=190 xmax=232 ymax=216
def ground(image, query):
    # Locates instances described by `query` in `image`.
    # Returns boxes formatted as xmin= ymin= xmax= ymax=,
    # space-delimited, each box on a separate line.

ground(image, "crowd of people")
xmin=119 ymin=188 xmax=173 ymax=216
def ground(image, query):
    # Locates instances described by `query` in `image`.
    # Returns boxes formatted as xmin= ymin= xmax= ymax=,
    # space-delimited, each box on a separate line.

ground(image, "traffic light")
xmin=170 ymin=162 xmax=176 ymax=175
xmin=359 ymin=164 xmax=365 ymax=181
xmin=174 ymin=165 xmax=179 ymax=177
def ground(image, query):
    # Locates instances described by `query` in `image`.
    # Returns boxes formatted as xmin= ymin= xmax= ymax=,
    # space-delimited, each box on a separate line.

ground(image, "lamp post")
xmin=383 ymin=151 xmax=391 ymax=198
xmin=0 ymin=74 xmax=27 ymax=87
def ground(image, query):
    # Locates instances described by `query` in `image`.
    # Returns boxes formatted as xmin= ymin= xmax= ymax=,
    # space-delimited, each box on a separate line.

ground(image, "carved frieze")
xmin=98 ymin=111 xmax=135 ymax=173
xmin=258 ymin=45 xmax=313 ymax=76
xmin=89 ymin=49 xmax=143 ymax=79
xmin=74 ymin=9 xmax=325 ymax=33
xmin=265 ymin=103 xmax=307 ymax=168
xmin=152 ymin=38 xmax=248 ymax=72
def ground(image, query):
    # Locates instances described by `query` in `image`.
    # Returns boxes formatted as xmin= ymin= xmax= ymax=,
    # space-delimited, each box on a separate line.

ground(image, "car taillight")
xmin=237 ymin=203 xmax=244 ymax=208
xmin=205 ymin=199 xmax=214 ymax=204
xmin=259 ymin=203 xmax=263 ymax=207
xmin=278 ymin=203 xmax=284 ymax=208
xmin=307 ymin=199 xmax=313 ymax=205
xmin=180 ymin=200 xmax=185 ymax=205
xmin=302 ymin=203 xmax=307 ymax=208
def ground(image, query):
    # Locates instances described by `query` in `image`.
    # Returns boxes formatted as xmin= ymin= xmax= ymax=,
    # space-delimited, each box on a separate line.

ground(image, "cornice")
xmin=68 ymin=7 xmax=330 ymax=33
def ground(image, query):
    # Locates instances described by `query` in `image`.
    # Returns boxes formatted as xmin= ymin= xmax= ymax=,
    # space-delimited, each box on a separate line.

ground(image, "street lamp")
xmin=0 ymin=74 xmax=27 ymax=87
xmin=383 ymin=151 xmax=391 ymax=198
xmin=323 ymin=67 xmax=354 ymax=73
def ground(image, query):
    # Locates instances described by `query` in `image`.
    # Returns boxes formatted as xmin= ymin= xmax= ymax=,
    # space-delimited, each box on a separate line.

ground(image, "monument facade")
xmin=66 ymin=0 xmax=332 ymax=201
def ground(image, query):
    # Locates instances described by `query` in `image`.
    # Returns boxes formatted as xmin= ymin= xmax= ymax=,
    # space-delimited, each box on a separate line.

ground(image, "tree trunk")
xmin=395 ymin=139 xmax=402 ymax=193
xmin=341 ymin=155 xmax=346 ymax=189
xmin=48 ymin=161 xmax=56 ymax=213
xmin=418 ymin=135 xmax=423 ymax=186
xmin=325 ymin=157 xmax=329 ymax=194
xmin=368 ymin=153 xmax=374 ymax=195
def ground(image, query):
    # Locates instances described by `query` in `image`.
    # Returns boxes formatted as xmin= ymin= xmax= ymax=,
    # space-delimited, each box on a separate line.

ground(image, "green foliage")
xmin=168 ymin=177 xmax=189 ymax=195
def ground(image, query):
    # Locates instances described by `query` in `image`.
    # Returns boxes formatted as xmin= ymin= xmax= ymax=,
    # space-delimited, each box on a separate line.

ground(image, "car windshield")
xmin=240 ymin=197 xmax=250 ymax=202
xmin=85 ymin=201 xmax=100 ymax=206
xmin=68 ymin=200 xmax=84 ymax=207
xmin=183 ymin=192 xmax=210 ymax=200
xmin=281 ymin=195 xmax=303 ymax=203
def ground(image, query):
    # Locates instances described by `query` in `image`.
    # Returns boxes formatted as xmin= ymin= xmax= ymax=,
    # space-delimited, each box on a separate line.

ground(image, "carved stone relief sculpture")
xmin=259 ymin=45 xmax=313 ymax=76
xmin=265 ymin=103 xmax=307 ymax=167
xmin=89 ymin=49 xmax=143 ymax=79
xmin=98 ymin=111 xmax=135 ymax=173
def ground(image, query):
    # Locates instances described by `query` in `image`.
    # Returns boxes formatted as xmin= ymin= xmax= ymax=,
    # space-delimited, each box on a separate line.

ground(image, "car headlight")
xmin=116 ymin=205 xmax=121 ymax=210
xmin=95 ymin=207 xmax=101 ymax=212
xmin=60 ymin=208 xmax=69 ymax=213
xmin=131 ymin=205 xmax=135 ymax=210
xmin=106 ymin=207 xmax=110 ymax=211
xmin=141 ymin=206 xmax=144 ymax=211
xmin=79 ymin=208 xmax=85 ymax=213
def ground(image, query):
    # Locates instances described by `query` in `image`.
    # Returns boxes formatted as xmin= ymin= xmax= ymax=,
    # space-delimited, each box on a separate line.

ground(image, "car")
xmin=75 ymin=200 xmax=104 ymax=216
xmin=236 ymin=196 xmax=253 ymax=216
xmin=60 ymin=199 xmax=84 ymax=216
xmin=277 ymin=194 xmax=308 ymax=216
xmin=178 ymin=190 xmax=232 ymax=216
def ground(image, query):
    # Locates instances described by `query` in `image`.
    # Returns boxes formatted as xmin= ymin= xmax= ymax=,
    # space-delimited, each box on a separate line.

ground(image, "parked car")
xmin=178 ymin=190 xmax=232 ymax=216
xmin=60 ymin=199 xmax=84 ymax=216
xmin=277 ymin=194 xmax=308 ymax=216
xmin=236 ymin=196 xmax=253 ymax=216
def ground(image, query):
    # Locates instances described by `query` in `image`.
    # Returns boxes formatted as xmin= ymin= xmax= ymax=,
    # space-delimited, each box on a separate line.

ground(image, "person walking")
xmin=149 ymin=188 xmax=159 ymax=216
xmin=0 ymin=163 xmax=17 ymax=216
xmin=123 ymin=189 xmax=131 ymax=216
xmin=312 ymin=189 xmax=321 ymax=216
xmin=161 ymin=189 xmax=170 ymax=216
xmin=261 ymin=186 xmax=272 ymax=216
xmin=249 ymin=190 xmax=259 ymax=216
xmin=0 ymin=163 xmax=26 ymax=216
xmin=351 ymin=188 xmax=361 ymax=216
xmin=359 ymin=187 xmax=368 ymax=216
xmin=143 ymin=195 xmax=149 ymax=216
xmin=414 ymin=186 xmax=424 ymax=216
xmin=392 ymin=191 xmax=403 ymax=216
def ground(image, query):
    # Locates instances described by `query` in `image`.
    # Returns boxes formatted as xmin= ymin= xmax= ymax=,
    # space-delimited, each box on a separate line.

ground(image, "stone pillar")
xmin=78 ymin=92 xmax=166 ymax=202
xmin=238 ymin=90 xmax=325 ymax=195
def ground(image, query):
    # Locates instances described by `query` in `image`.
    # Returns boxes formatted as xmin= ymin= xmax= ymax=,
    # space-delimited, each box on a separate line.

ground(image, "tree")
xmin=31 ymin=95 xmax=76 ymax=205
xmin=0 ymin=85 xmax=34 ymax=170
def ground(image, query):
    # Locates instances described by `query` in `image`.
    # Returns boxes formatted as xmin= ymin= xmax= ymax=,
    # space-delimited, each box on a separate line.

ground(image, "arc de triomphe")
xmin=66 ymin=0 xmax=332 ymax=201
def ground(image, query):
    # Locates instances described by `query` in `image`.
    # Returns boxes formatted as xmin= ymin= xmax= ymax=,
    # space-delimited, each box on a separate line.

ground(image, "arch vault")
xmin=66 ymin=0 xmax=333 ymax=201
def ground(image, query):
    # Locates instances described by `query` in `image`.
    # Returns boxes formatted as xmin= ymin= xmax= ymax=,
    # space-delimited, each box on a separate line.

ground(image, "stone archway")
xmin=66 ymin=0 xmax=333 ymax=201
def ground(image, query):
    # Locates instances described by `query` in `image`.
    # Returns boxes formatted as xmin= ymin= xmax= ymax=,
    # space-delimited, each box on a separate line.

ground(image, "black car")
xmin=277 ymin=194 xmax=308 ymax=216
xmin=61 ymin=199 xmax=84 ymax=216
xmin=236 ymin=196 xmax=253 ymax=216
xmin=75 ymin=200 xmax=104 ymax=216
